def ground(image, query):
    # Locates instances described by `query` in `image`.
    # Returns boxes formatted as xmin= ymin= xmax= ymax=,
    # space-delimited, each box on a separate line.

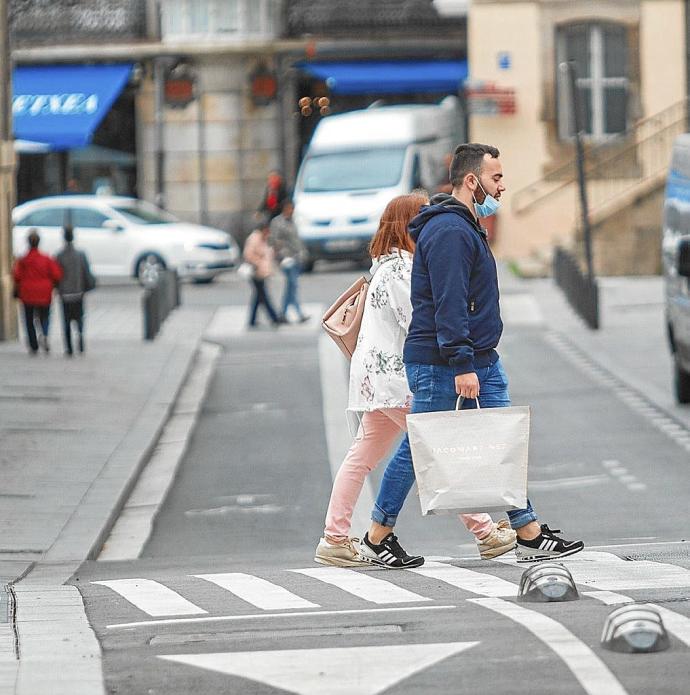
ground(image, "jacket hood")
xmin=408 ymin=194 xmax=482 ymax=242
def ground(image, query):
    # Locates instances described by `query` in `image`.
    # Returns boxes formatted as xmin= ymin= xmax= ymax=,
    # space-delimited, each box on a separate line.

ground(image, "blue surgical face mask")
xmin=473 ymin=180 xmax=501 ymax=218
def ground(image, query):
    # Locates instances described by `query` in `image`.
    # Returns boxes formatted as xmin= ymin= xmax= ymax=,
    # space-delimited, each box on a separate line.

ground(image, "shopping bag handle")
xmin=455 ymin=395 xmax=481 ymax=411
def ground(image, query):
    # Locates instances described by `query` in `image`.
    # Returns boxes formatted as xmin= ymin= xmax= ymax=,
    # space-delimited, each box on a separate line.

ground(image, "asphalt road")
xmin=73 ymin=268 xmax=690 ymax=695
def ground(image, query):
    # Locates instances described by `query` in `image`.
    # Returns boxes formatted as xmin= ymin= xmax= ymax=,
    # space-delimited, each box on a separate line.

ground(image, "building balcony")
xmin=160 ymin=0 xmax=283 ymax=42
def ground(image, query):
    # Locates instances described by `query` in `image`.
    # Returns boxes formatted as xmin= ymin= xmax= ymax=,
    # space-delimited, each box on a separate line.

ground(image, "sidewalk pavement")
xmin=499 ymin=266 xmax=689 ymax=429
xmin=0 ymin=291 xmax=214 ymax=694
xmin=0 ymin=270 xmax=680 ymax=693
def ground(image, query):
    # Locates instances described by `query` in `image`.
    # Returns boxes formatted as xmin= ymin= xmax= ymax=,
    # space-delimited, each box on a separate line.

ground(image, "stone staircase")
xmin=511 ymin=99 xmax=688 ymax=276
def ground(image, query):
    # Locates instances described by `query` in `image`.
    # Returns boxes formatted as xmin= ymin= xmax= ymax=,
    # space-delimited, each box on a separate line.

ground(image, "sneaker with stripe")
xmin=514 ymin=523 xmax=584 ymax=563
xmin=359 ymin=532 xmax=424 ymax=569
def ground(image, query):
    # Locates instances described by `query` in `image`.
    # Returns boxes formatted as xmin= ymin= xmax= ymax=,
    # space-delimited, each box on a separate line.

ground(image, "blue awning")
xmin=297 ymin=60 xmax=468 ymax=95
xmin=13 ymin=64 xmax=132 ymax=151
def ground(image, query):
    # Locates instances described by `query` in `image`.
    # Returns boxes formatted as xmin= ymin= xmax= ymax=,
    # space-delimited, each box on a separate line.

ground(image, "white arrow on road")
xmin=159 ymin=641 xmax=479 ymax=695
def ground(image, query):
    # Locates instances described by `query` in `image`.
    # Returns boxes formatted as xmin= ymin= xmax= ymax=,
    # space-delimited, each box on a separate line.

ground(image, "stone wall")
xmin=137 ymin=55 xmax=283 ymax=243
xmin=588 ymin=186 xmax=663 ymax=276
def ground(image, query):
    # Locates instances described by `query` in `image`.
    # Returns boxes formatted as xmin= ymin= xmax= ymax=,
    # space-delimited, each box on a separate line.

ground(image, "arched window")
xmin=557 ymin=22 xmax=629 ymax=140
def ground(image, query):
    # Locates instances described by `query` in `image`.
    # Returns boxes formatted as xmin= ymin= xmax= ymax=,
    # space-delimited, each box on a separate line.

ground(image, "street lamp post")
xmin=560 ymin=60 xmax=594 ymax=280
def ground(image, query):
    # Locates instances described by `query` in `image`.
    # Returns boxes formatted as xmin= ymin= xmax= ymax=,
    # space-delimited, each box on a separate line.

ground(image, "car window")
xmin=17 ymin=207 xmax=68 ymax=227
xmin=71 ymin=208 xmax=110 ymax=228
xmin=112 ymin=202 xmax=177 ymax=225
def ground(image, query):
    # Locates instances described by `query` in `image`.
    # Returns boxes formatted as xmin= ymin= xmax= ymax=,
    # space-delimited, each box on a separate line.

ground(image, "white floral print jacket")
xmin=348 ymin=250 xmax=413 ymax=412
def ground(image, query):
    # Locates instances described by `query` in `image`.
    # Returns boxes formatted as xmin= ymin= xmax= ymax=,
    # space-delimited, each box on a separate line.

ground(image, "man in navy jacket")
xmin=358 ymin=143 xmax=584 ymax=568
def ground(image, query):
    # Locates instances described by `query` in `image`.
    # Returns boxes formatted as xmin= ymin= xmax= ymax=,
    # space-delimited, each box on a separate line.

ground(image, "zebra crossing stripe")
xmin=406 ymin=561 xmax=518 ymax=597
xmin=193 ymin=573 xmax=320 ymax=610
xmin=290 ymin=567 xmax=431 ymax=604
xmin=495 ymin=550 xmax=690 ymax=590
xmin=92 ymin=578 xmax=207 ymax=617
xmin=587 ymin=590 xmax=690 ymax=647
xmin=470 ymin=598 xmax=627 ymax=695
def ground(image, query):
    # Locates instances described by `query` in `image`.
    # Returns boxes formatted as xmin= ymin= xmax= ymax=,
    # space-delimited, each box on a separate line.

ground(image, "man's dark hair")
xmin=64 ymin=226 xmax=74 ymax=244
xmin=449 ymin=143 xmax=500 ymax=188
xmin=27 ymin=229 xmax=40 ymax=248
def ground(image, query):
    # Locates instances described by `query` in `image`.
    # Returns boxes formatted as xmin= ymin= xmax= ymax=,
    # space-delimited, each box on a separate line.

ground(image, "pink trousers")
xmin=324 ymin=407 xmax=494 ymax=542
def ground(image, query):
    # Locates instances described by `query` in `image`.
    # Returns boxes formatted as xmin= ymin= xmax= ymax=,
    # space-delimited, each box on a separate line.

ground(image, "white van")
xmin=293 ymin=98 xmax=462 ymax=270
xmin=662 ymin=134 xmax=690 ymax=402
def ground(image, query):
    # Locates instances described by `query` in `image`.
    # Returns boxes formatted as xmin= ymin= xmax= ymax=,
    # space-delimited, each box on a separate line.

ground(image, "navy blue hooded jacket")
xmin=403 ymin=194 xmax=503 ymax=375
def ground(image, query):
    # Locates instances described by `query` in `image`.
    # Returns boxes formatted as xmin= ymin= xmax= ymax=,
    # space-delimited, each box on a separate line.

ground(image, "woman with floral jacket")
xmin=315 ymin=192 xmax=516 ymax=567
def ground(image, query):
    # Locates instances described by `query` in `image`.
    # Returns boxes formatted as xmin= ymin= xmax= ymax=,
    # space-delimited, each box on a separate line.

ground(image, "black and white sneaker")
xmin=515 ymin=524 xmax=584 ymax=563
xmin=359 ymin=532 xmax=425 ymax=569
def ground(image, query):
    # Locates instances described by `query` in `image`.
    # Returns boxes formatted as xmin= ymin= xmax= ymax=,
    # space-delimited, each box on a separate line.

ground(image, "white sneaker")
xmin=477 ymin=519 xmax=517 ymax=560
xmin=314 ymin=537 xmax=369 ymax=567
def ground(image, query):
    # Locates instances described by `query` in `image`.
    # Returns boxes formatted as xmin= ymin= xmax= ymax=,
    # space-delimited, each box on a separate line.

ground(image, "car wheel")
xmin=302 ymin=259 xmax=315 ymax=273
xmin=193 ymin=277 xmax=215 ymax=285
xmin=136 ymin=253 xmax=166 ymax=287
xmin=674 ymin=354 xmax=690 ymax=404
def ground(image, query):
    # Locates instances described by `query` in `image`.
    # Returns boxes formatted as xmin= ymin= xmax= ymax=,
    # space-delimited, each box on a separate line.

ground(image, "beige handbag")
xmin=321 ymin=275 xmax=369 ymax=359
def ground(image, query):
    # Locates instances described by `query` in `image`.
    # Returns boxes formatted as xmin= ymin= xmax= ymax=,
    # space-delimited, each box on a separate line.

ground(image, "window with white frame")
xmin=557 ymin=22 xmax=629 ymax=140
xmin=160 ymin=0 xmax=278 ymax=39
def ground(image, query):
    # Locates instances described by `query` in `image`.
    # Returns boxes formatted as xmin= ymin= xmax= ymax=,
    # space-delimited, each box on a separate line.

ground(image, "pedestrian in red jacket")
xmin=13 ymin=229 xmax=63 ymax=354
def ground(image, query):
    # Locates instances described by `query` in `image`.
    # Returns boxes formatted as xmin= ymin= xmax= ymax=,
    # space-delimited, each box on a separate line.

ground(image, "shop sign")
xmin=466 ymin=82 xmax=516 ymax=116
xmin=13 ymin=93 xmax=99 ymax=117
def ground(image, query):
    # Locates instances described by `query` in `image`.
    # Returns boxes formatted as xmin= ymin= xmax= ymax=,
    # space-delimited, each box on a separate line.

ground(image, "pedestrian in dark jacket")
xmin=12 ymin=229 xmax=63 ymax=354
xmin=258 ymin=170 xmax=288 ymax=220
xmin=359 ymin=143 xmax=585 ymax=569
xmin=56 ymin=226 xmax=96 ymax=356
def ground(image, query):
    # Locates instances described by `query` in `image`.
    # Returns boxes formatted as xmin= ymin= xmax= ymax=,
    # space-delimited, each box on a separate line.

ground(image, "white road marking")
xmin=205 ymin=303 xmax=323 ymax=339
xmin=290 ymin=567 xmax=430 ymax=604
xmin=608 ymin=468 xmax=628 ymax=477
xmin=93 ymin=579 xmax=207 ymax=617
xmin=407 ymin=561 xmax=518 ymax=597
xmin=106 ymin=604 xmax=456 ymax=630
xmin=587 ymin=590 xmax=690 ymax=647
xmin=652 ymin=604 xmax=690 ymax=647
xmin=194 ymin=573 xmax=319 ymax=610
xmin=583 ymin=591 xmax=633 ymax=606
xmin=496 ymin=551 xmax=690 ymax=590
xmin=159 ymin=641 xmax=479 ymax=695
xmin=470 ymin=598 xmax=627 ymax=695
xmin=317 ymin=333 xmax=376 ymax=536
xmin=99 ymin=343 xmax=221 ymax=561
xmin=528 ymin=474 xmax=609 ymax=490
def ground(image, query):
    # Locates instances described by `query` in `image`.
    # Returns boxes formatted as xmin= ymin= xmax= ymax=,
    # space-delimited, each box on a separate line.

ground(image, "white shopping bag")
xmin=407 ymin=397 xmax=529 ymax=515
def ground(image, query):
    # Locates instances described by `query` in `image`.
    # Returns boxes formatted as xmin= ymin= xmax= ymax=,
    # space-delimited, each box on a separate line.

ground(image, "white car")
xmin=12 ymin=195 xmax=240 ymax=284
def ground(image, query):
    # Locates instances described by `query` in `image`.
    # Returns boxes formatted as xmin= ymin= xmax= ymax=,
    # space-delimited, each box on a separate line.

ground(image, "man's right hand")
xmin=455 ymin=372 xmax=480 ymax=400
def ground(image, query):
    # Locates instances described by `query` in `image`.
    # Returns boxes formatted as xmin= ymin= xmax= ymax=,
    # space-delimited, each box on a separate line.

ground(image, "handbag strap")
xmin=455 ymin=395 xmax=481 ymax=411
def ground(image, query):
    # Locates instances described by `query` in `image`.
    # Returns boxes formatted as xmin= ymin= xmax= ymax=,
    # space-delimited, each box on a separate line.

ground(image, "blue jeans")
xmin=371 ymin=359 xmax=538 ymax=530
xmin=249 ymin=278 xmax=279 ymax=326
xmin=281 ymin=262 xmax=305 ymax=319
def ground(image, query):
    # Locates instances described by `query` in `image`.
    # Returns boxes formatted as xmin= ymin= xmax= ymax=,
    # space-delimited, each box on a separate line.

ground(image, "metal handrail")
xmin=513 ymin=98 xmax=689 ymax=212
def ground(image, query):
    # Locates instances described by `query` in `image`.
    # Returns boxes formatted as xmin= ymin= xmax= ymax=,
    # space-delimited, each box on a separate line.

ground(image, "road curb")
xmin=20 ymin=308 xmax=213 ymax=586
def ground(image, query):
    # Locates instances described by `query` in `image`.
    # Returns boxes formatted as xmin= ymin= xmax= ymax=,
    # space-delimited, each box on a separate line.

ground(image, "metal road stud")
xmin=601 ymin=604 xmax=670 ymax=653
xmin=517 ymin=563 xmax=579 ymax=603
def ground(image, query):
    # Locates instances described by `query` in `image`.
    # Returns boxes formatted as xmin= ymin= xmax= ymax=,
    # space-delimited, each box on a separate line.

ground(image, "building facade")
xmin=8 ymin=0 xmax=468 ymax=248
xmin=468 ymin=0 xmax=687 ymax=275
